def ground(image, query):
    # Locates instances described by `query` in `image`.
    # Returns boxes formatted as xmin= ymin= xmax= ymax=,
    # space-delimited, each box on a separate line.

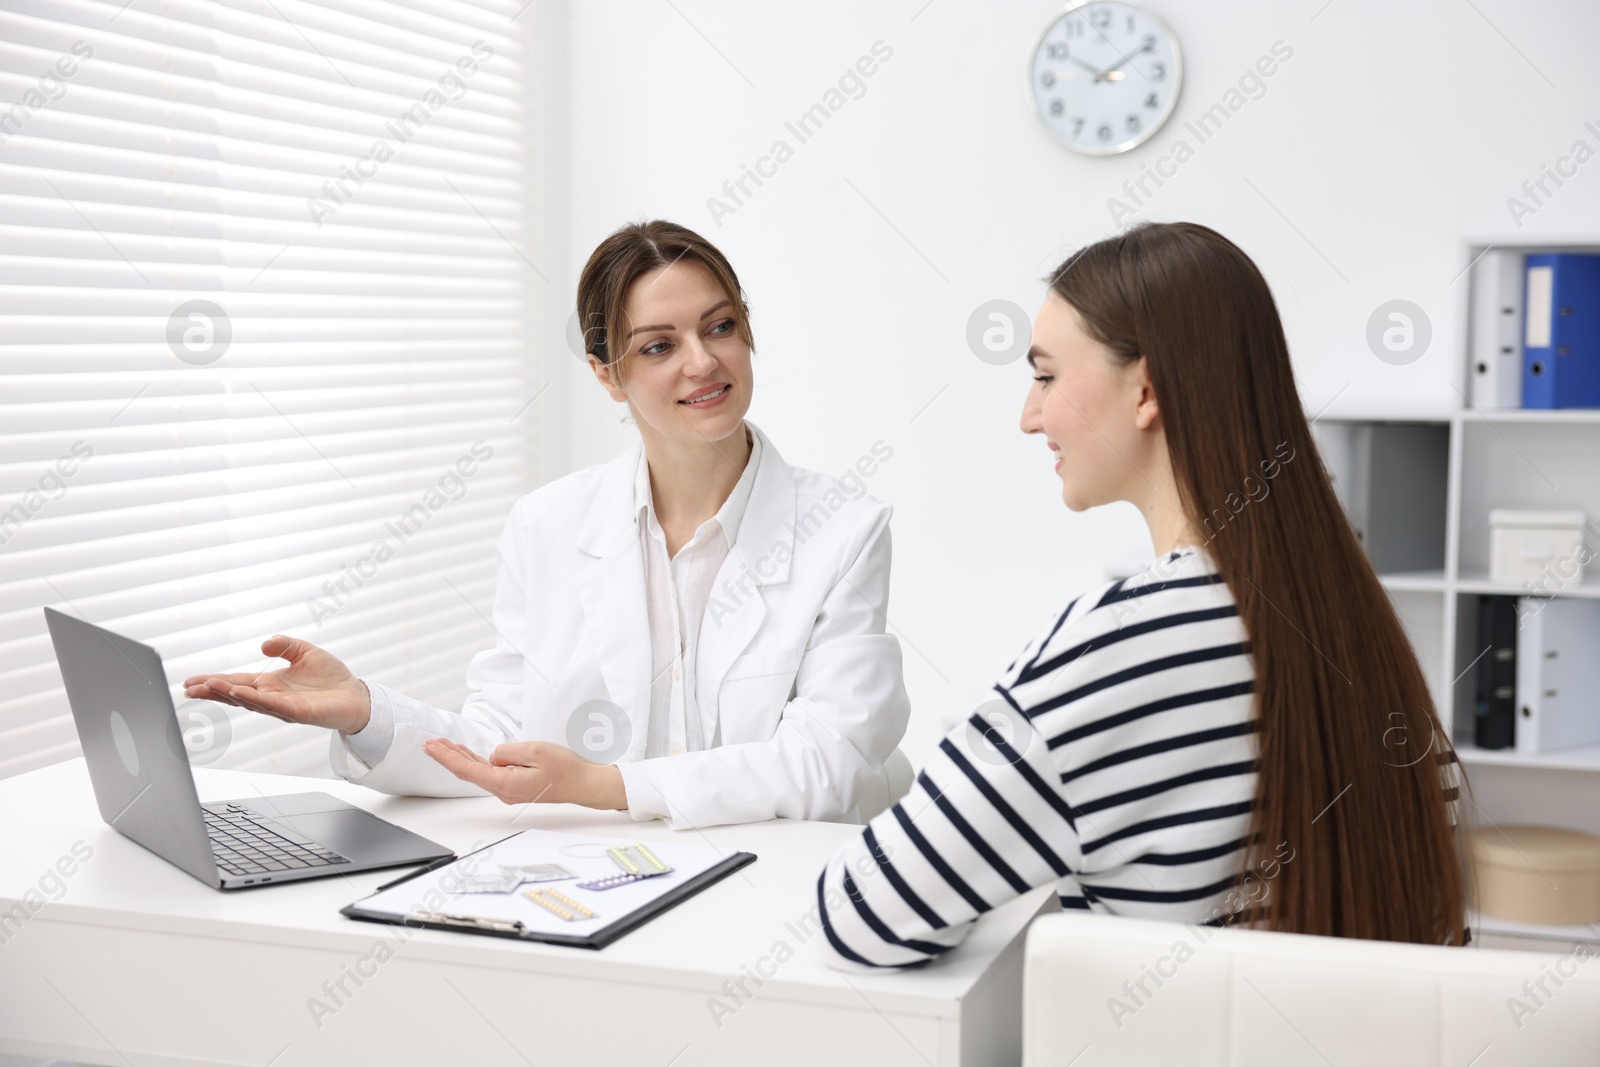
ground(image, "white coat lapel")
xmin=698 ymin=426 xmax=797 ymax=739
xmin=574 ymin=445 xmax=652 ymax=761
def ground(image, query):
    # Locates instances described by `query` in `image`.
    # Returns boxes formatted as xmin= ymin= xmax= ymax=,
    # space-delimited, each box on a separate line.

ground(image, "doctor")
xmin=182 ymin=220 xmax=910 ymax=829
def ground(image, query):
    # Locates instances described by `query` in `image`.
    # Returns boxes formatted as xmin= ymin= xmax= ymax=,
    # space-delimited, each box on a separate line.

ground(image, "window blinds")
xmin=0 ymin=0 xmax=540 ymax=779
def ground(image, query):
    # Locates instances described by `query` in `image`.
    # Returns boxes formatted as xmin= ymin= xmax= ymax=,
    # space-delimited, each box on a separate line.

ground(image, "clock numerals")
xmin=1030 ymin=2 xmax=1180 ymax=154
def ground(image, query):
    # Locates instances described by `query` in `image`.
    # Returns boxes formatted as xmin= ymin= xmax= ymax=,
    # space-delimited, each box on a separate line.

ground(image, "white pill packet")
xmin=502 ymin=863 xmax=576 ymax=883
xmin=455 ymin=868 xmax=525 ymax=893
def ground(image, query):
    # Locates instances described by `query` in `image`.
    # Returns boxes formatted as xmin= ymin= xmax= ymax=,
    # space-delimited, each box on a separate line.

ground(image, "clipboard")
xmin=339 ymin=829 xmax=756 ymax=950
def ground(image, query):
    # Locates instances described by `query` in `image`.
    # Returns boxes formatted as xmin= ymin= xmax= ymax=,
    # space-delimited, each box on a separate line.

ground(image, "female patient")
xmin=818 ymin=221 xmax=1463 ymax=966
xmin=184 ymin=220 xmax=909 ymax=829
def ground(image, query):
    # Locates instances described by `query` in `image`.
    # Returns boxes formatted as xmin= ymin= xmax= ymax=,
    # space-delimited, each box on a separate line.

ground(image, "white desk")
xmin=0 ymin=760 xmax=1051 ymax=1067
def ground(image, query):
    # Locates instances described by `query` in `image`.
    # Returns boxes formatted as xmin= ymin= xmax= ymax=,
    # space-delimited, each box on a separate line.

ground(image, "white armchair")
xmin=1024 ymin=912 xmax=1600 ymax=1066
xmin=853 ymin=746 xmax=914 ymax=822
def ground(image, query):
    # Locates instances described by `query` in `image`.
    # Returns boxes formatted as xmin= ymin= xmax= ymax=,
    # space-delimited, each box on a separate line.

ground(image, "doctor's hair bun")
xmin=575 ymin=219 xmax=754 ymax=377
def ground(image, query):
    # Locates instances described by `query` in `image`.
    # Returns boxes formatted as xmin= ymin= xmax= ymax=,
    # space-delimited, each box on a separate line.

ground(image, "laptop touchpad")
xmin=277 ymin=810 xmax=422 ymax=863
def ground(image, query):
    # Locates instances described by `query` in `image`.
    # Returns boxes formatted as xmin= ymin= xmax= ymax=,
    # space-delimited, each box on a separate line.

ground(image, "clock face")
xmin=1028 ymin=1 xmax=1183 ymax=155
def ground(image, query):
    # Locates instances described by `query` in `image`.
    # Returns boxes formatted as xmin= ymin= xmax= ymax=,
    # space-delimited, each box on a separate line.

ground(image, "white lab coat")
xmin=329 ymin=424 xmax=911 ymax=829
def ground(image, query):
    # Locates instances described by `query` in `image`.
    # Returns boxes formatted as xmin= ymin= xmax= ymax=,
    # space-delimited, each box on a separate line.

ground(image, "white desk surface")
xmin=0 ymin=759 xmax=1050 ymax=1067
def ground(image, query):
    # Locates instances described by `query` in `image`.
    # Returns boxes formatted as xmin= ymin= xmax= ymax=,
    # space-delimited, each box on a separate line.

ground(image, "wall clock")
xmin=1028 ymin=1 xmax=1183 ymax=155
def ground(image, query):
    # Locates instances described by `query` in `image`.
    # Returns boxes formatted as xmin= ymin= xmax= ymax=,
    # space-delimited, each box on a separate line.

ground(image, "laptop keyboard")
xmin=204 ymin=803 xmax=350 ymax=878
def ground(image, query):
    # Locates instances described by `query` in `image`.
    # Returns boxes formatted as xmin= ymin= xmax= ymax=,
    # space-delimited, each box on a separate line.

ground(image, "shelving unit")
xmin=1465 ymin=910 xmax=1600 ymax=949
xmin=1454 ymin=742 xmax=1600 ymax=774
xmin=1317 ymin=378 xmax=1600 ymax=769
xmin=1313 ymin=241 xmax=1600 ymax=946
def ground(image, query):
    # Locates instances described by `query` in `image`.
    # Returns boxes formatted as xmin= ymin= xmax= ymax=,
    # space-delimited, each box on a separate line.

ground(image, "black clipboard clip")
xmin=404 ymin=908 xmax=526 ymax=935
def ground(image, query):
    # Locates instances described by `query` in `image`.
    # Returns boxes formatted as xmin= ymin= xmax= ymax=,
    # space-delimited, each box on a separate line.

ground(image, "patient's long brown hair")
xmin=1047 ymin=222 xmax=1464 ymax=944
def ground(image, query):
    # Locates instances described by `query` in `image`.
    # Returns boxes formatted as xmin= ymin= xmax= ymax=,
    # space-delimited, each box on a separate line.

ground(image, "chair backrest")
xmin=853 ymin=747 xmax=914 ymax=822
xmin=1023 ymin=912 xmax=1600 ymax=1066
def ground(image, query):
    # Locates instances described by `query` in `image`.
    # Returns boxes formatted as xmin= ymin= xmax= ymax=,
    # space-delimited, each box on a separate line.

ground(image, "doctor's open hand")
xmin=423 ymin=738 xmax=627 ymax=811
xmin=181 ymin=635 xmax=373 ymax=736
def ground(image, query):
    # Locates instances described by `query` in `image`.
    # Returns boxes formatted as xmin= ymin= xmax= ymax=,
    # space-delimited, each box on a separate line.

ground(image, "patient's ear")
xmin=1130 ymin=355 xmax=1161 ymax=431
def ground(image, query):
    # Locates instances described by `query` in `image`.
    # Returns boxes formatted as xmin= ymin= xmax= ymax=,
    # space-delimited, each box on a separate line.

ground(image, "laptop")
xmin=44 ymin=607 xmax=453 ymax=890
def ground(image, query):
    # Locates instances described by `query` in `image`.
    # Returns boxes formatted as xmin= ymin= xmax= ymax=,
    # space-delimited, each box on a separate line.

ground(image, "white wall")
xmin=547 ymin=0 xmax=1600 ymax=761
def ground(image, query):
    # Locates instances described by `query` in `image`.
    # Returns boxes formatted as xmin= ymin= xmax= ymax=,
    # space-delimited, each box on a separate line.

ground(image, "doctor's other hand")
xmin=181 ymin=635 xmax=372 ymax=736
xmin=423 ymin=738 xmax=627 ymax=812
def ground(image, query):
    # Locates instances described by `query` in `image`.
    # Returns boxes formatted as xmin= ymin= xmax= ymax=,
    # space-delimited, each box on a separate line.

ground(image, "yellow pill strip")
xmin=540 ymin=888 xmax=595 ymax=918
xmin=633 ymin=842 xmax=669 ymax=873
xmin=607 ymin=843 xmax=671 ymax=877
xmin=524 ymin=887 xmax=593 ymax=922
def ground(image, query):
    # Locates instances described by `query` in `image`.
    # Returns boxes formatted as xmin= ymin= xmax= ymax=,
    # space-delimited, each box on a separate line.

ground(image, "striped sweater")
xmin=818 ymin=544 xmax=1262 ymax=968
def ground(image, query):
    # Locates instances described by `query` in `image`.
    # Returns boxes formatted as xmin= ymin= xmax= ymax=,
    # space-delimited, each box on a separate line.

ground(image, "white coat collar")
xmin=575 ymin=422 xmax=795 ymax=586
xmin=630 ymin=424 xmax=763 ymax=548
xmin=572 ymin=423 xmax=798 ymax=756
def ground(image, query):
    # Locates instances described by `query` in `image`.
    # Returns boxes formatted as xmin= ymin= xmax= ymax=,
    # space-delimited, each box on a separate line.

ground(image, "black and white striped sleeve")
xmin=816 ymin=548 xmax=1259 ymax=968
xmin=816 ymin=692 xmax=1081 ymax=968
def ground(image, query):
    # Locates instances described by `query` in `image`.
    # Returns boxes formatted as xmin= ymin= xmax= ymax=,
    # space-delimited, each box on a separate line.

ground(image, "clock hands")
xmin=1047 ymin=66 xmax=1126 ymax=82
xmin=1053 ymin=41 xmax=1152 ymax=84
xmin=1104 ymin=41 xmax=1155 ymax=76
xmin=1066 ymin=54 xmax=1106 ymax=78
